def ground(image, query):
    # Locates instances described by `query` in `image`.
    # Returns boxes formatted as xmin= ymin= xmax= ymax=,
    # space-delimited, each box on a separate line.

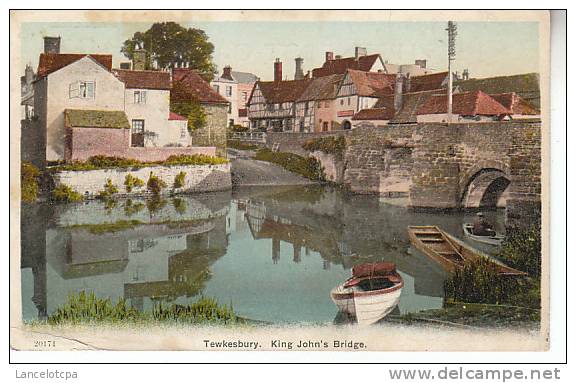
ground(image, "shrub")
xmin=227 ymin=140 xmax=258 ymax=151
xmin=174 ymin=171 xmax=187 ymax=189
xmin=302 ymin=135 xmax=346 ymax=159
xmin=163 ymin=154 xmax=228 ymax=166
xmin=498 ymin=225 xmax=541 ymax=278
xmin=147 ymin=172 xmax=167 ymax=195
xmin=172 ymin=198 xmax=187 ymax=215
xmin=97 ymin=178 xmax=119 ymax=200
xmin=124 ymin=174 xmax=145 ymax=193
xmin=21 ymin=162 xmax=41 ymax=203
xmin=124 ymin=199 xmax=145 ymax=216
xmin=146 ymin=196 xmax=167 ymax=214
xmin=255 ymin=149 xmax=325 ymax=181
xmin=51 ymin=184 xmax=83 ymax=202
xmin=170 ymin=100 xmax=207 ymax=132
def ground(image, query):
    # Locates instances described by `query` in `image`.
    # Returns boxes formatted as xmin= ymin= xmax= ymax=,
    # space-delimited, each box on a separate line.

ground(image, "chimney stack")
xmin=222 ymin=65 xmax=233 ymax=80
xmin=462 ymin=69 xmax=469 ymax=81
xmin=43 ymin=36 xmax=61 ymax=54
xmin=355 ymin=47 xmax=367 ymax=59
xmin=335 ymin=55 xmax=342 ymax=60
xmin=415 ymin=59 xmax=427 ymax=69
xmin=133 ymin=49 xmax=146 ymax=71
xmin=294 ymin=57 xmax=304 ymax=80
xmin=394 ymin=74 xmax=404 ymax=111
xmin=274 ymin=58 xmax=282 ymax=82
xmin=325 ymin=51 xmax=334 ymax=62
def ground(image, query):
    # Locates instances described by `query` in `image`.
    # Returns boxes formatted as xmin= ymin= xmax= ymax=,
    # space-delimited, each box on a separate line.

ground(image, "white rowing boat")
xmin=462 ymin=223 xmax=504 ymax=246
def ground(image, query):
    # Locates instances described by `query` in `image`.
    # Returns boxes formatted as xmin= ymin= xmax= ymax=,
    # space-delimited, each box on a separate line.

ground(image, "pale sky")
xmin=19 ymin=21 xmax=539 ymax=81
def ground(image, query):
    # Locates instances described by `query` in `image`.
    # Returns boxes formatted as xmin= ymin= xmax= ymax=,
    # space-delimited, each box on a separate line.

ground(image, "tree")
xmin=121 ymin=22 xmax=217 ymax=81
xmin=171 ymin=100 xmax=207 ymax=133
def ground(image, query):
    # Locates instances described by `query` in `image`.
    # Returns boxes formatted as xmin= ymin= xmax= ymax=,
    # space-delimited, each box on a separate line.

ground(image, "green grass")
xmin=255 ymin=149 xmax=325 ymax=181
xmin=51 ymin=184 xmax=83 ymax=202
xmin=45 ymin=291 xmax=237 ymax=325
xmin=69 ymin=219 xmax=144 ymax=234
xmin=50 ymin=154 xmax=228 ymax=172
xmin=227 ymin=140 xmax=259 ymax=151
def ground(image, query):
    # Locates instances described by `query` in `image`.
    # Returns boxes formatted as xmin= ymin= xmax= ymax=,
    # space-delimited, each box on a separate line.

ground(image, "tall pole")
xmin=446 ymin=21 xmax=457 ymax=123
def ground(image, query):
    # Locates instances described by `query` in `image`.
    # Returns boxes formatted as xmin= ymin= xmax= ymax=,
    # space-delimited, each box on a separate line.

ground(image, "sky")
xmin=19 ymin=21 xmax=539 ymax=81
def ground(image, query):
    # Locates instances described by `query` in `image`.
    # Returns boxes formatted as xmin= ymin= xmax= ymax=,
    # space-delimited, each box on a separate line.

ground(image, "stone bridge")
xmin=343 ymin=122 xmax=541 ymax=224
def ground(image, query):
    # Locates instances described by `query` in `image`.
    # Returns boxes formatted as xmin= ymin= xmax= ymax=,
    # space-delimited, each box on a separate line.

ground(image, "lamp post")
xmin=446 ymin=21 xmax=457 ymax=123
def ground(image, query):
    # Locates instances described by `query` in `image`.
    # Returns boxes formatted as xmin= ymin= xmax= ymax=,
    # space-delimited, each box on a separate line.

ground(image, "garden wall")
xmin=51 ymin=163 xmax=231 ymax=198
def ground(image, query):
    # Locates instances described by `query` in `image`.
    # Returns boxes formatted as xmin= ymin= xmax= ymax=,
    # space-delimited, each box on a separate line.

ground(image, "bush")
xmin=174 ymin=171 xmax=187 ymax=189
xmin=124 ymin=174 xmax=145 ymax=193
xmin=227 ymin=140 xmax=258 ymax=151
xmin=302 ymin=135 xmax=346 ymax=159
xmin=147 ymin=172 xmax=167 ymax=195
xmin=170 ymin=100 xmax=207 ymax=132
xmin=21 ymin=162 xmax=41 ymax=203
xmin=51 ymin=184 xmax=83 ymax=202
xmin=498 ymin=225 xmax=541 ymax=277
xmin=255 ymin=149 xmax=325 ymax=181
xmin=123 ymin=199 xmax=145 ymax=216
xmin=172 ymin=198 xmax=187 ymax=215
xmin=163 ymin=154 xmax=228 ymax=166
xmin=97 ymin=178 xmax=119 ymax=200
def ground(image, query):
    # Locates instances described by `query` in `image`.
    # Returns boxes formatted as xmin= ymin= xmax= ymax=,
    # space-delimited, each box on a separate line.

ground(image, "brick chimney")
xmin=43 ymin=36 xmax=61 ymax=54
xmin=274 ymin=58 xmax=282 ymax=82
xmin=355 ymin=47 xmax=367 ymax=59
xmin=394 ymin=74 xmax=404 ymax=111
xmin=222 ymin=65 xmax=233 ymax=80
xmin=294 ymin=57 xmax=304 ymax=80
xmin=325 ymin=51 xmax=334 ymax=62
xmin=133 ymin=49 xmax=146 ymax=71
xmin=415 ymin=59 xmax=427 ymax=69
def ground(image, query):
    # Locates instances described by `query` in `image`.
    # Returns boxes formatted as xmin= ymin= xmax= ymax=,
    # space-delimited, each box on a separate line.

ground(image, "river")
xmin=20 ymin=185 xmax=506 ymax=324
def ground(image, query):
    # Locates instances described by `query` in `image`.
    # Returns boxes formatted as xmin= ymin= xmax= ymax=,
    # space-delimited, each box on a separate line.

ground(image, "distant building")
xmin=295 ymin=74 xmax=343 ymax=132
xmin=311 ymin=47 xmax=386 ymax=78
xmin=210 ymin=66 xmax=259 ymax=128
xmin=232 ymin=70 xmax=259 ymax=128
xmin=21 ymin=64 xmax=36 ymax=120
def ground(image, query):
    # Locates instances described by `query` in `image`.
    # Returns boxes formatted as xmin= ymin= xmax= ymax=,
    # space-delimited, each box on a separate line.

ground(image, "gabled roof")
xmin=388 ymin=90 xmax=443 ymax=124
xmin=417 ymin=90 xmax=510 ymax=116
xmin=171 ymin=68 xmax=229 ymax=105
xmin=489 ymin=92 xmax=540 ymax=115
xmin=113 ymin=69 xmax=171 ymax=90
xmin=455 ymin=73 xmax=540 ymax=107
xmin=312 ymin=54 xmax=382 ymax=78
xmin=252 ymin=79 xmax=312 ymax=104
xmin=169 ymin=112 xmax=187 ymax=121
xmin=345 ymin=69 xmax=396 ymax=97
xmin=352 ymin=107 xmax=395 ymax=121
xmin=408 ymin=71 xmax=448 ymax=93
xmin=37 ymin=53 xmax=112 ymax=78
xmin=232 ymin=71 xmax=259 ymax=84
xmin=297 ymin=74 xmax=343 ymax=102
xmin=64 ymin=109 xmax=130 ymax=129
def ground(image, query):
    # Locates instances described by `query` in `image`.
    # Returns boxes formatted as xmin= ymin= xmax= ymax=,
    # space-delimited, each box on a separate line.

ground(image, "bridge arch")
xmin=460 ymin=161 xmax=511 ymax=209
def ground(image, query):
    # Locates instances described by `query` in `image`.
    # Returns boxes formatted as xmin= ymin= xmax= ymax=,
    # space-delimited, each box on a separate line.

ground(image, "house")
xmin=311 ymin=47 xmax=386 ymax=78
xmin=247 ymin=59 xmax=311 ymax=132
xmin=28 ymin=36 xmax=214 ymax=166
xmin=383 ymin=59 xmax=435 ymax=77
xmin=171 ymin=68 xmax=229 ymax=156
xmin=21 ymin=64 xmax=36 ymax=120
xmin=489 ymin=92 xmax=540 ymax=119
xmin=232 ymin=70 xmax=259 ymax=128
xmin=211 ymin=66 xmax=238 ymax=127
xmin=455 ymin=73 xmax=540 ymax=109
xmin=295 ymin=74 xmax=343 ymax=132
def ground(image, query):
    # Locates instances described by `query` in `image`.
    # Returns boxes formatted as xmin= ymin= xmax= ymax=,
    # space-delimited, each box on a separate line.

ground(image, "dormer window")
xmin=69 ymin=81 xmax=95 ymax=99
xmin=134 ymin=90 xmax=147 ymax=104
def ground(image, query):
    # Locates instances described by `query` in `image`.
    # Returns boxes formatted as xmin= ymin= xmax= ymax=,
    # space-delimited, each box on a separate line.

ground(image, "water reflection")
xmin=21 ymin=185 xmax=506 ymax=324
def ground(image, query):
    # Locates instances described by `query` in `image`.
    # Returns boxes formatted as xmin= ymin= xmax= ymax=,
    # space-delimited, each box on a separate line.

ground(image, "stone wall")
xmin=51 ymin=163 xmax=231 ymax=198
xmin=67 ymin=127 xmax=216 ymax=162
xmin=189 ymin=104 xmax=228 ymax=157
xmin=21 ymin=119 xmax=45 ymax=168
xmin=265 ymin=130 xmax=347 ymax=156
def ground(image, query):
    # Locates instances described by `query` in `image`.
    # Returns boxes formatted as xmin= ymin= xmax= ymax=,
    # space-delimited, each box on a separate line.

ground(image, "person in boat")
xmin=472 ymin=212 xmax=496 ymax=237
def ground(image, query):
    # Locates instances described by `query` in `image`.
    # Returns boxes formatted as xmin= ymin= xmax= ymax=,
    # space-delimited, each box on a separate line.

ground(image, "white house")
xmin=211 ymin=66 xmax=238 ymax=127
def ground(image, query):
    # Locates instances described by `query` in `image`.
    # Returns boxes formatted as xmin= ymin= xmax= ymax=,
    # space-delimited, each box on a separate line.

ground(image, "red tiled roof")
xmin=408 ymin=71 xmax=448 ymax=93
xmin=113 ymin=69 xmax=170 ymax=90
xmin=312 ymin=54 xmax=381 ymax=78
xmin=253 ymin=79 xmax=312 ymax=104
xmin=37 ymin=53 xmax=112 ymax=78
xmin=171 ymin=68 xmax=229 ymax=104
xmin=347 ymin=70 xmax=396 ymax=97
xmin=238 ymin=108 xmax=248 ymax=117
xmin=417 ymin=90 xmax=510 ymax=116
xmin=352 ymin=107 xmax=396 ymax=121
xmin=169 ymin=112 xmax=187 ymax=121
xmin=297 ymin=74 xmax=344 ymax=102
xmin=490 ymin=92 xmax=540 ymax=115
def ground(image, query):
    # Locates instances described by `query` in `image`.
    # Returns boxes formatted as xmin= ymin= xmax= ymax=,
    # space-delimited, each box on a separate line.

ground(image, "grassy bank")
xmin=255 ymin=149 xmax=325 ymax=181
xmin=227 ymin=140 xmax=259 ymax=151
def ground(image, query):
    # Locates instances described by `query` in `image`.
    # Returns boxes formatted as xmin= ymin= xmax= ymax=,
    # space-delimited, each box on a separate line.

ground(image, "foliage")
xmin=51 ymin=184 xmax=83 ymax=203
xmin=172 ymin=198 xmax=187 ymax=215
xmin=21 ymin=162 xmax=41 ymax=203
xmin=121 ymin=22 xmax=216 ymax=80
xmin=444 ymin=258 xmax=539 ymax=308
xmin=498 ymin=225 xmax=541 ymax=277
xmin=147 ymin=196 xmax=167 ymax=214
xmin=170 ymin=101 xmax=208 ymax=132
xmin=124 ymin=174 xmax=145 ymax=193
xmin=46 ymin=291 xmax=237 ymax=325
xmin=50 ymin=154 xmax=227 ymax=172
xmin=255 ymin=149 xmax=325 ymax=181
xmin=147 ymin=172 xmax=167 ymax=196
xmin=70 ymin=220 xmax=144 ymax=235
xmin=124 ymin=199 xmax=145 ymax=216
xmin=174 ymin=171 xmax=187 ymax=189
xmin=227 ymin=140 xmax=258 ymax=151
xmin=302 ymin=135 xmax=346 ymax=159
xmin=97 ymin=178 xmax=119 ymax=200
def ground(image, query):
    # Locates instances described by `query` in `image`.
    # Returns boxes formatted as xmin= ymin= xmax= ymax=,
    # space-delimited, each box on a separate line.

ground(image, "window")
xmin=226 ymin=86 xmax=232 ymax=97
xmin=242 ymin=92 xmax=248 ymax=102
xmin=323 ymin=121 xmax=329 ymax=132
xmin=134 ymin=90 xmax=147 ymax=104
xmin=69 ymin=81 xmax=95 ymax=99
xmin=228 ymin=103 xmax=232 ymax=113
xmin=180 ymin=125 xmax=187 ymax=139
xmin=340 ymin=99 xmax=344 ymax=106
xmin=347 ymin=97 xmax=351 ymax=106
xmin=212 ymin=85 xmax=220 ymax=93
